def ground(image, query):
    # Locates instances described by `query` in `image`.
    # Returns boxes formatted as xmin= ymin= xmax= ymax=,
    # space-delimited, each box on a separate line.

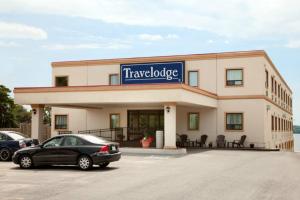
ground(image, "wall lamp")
xmin=166 ymin=106 xmax=170 ymax=113
xmin=32 ymin=109 xmax=37 ymax=115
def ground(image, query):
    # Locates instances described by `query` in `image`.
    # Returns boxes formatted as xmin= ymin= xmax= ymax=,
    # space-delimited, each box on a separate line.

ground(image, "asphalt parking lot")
xmin=1 ymin=150 xmax=300 ymax=200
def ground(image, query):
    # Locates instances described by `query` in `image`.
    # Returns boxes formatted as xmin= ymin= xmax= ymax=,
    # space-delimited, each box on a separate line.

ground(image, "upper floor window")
xmin=271 ymin=76 xmax=274 ymax=93
xmin=188 ymin=71 xmax=198 ymax=87
xmin=109 ymin=74 xmax=119 ymax=85
xmin=55 ymin=76 xmax=68 ymax=87
xmin=55 ymin=115 xmax=68 ymax=130
xmin=226 ymin=69 xmax=243 ymax=86
xmin=265 ymin=70 xmax=269 ymax=88
xmin=226 ymin=113 xmax=243 ymax=131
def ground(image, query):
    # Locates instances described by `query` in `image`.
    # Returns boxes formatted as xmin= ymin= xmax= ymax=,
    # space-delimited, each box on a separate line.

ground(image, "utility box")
xmin=156 ymin=130 xmax=164 ymax=149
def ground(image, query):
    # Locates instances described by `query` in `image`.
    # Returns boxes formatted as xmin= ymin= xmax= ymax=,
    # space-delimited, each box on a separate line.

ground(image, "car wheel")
xmin=19 ymin=155 xmax=33 ymax=169
xmin=99 ymin=162 xmax=110 ymax=168
xmin=0 ymin=148 xmax=11 ymax=161
xmin=78 ymin=155 xmax=93 ymax=170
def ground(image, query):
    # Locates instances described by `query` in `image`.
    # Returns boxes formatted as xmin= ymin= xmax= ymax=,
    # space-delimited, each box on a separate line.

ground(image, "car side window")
xmin=62 ymin=136 xmax=84 ymax=146
xmin=43 ymin=137 xmax=64 ymax=148
xmin=0 ymin=133 xmax=7 ymax=141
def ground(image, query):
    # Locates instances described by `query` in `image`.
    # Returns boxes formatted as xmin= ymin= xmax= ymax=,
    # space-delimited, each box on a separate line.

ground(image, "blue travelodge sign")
xmin=120 ymin=61 xmax=184 ymax=84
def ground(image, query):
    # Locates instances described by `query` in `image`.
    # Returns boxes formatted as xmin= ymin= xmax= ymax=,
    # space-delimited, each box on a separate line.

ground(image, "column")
xmin=164 ymin=104 xmax=176 ymax=149
xmin=31 ymin=104 xmax=44 ymax=141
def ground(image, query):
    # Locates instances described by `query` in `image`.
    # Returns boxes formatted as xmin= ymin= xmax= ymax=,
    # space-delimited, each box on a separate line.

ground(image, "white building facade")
xmin=14 ymin=50 xmax=294 ymax=150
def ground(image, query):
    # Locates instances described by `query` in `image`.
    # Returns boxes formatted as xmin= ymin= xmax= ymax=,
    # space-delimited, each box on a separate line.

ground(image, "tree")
xmin=0 ymin=85 xmax=16 ymax=128
xmin=0 ymin=85 xmax=32 ymax=128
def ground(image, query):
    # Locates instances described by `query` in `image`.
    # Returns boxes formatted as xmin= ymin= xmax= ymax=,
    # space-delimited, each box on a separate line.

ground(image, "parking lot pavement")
xmin=1 ymin=150 xmax=300 ymax=200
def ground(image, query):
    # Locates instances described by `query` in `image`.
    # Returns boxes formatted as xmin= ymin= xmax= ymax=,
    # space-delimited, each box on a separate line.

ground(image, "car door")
xmin=59 ymin=136 xmax=83 ymax=164
xmin=33 ymin=136 xmax=65 ymax=165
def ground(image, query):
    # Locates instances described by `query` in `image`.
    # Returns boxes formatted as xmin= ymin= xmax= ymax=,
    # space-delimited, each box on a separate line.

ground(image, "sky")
xmin=0 ymin=0 xmax=299 ymax=124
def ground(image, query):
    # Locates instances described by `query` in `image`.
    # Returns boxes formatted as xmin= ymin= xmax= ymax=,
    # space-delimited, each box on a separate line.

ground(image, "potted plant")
xmin=140 ymin=130 xmax=155 ymax=148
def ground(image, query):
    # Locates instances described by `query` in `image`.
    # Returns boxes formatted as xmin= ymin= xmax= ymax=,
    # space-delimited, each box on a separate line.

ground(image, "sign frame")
xmin=120 ymin=61 xmax=185 ymax=84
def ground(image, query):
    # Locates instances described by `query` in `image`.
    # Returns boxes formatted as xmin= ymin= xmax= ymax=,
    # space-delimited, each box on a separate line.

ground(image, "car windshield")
xmin=79 ymin=135 xmax=108 ymax=144
xmin=5 ymin=132 xmax=25 ymax=140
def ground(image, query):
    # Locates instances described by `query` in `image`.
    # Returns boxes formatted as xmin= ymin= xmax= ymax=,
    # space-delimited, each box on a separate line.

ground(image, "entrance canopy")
xmin=14 ymin=84 xmax=217 ymax=108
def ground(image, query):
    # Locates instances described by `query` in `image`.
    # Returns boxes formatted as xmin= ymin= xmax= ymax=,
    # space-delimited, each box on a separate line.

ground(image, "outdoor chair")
xmin=176 ymin=134 xmax=190 ymax=147
xmin=216 ymin=135 xmax=226 ymax=148
xmin=232 ymin=135 xmax=247 ymax=148
xmin=196 ymin=135 xmax=208 ymax=147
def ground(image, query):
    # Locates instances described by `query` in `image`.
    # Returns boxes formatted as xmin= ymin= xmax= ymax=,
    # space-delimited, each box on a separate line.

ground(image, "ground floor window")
xmin=110 ymin=114 xmax=120 ymax=128
xmin=54 ymin=115 xmax=68 ymax=130
xmin=226 ymin=113 xmax=243 ymax=131
xmin=188 ymin=112 xmax=199 ymax=130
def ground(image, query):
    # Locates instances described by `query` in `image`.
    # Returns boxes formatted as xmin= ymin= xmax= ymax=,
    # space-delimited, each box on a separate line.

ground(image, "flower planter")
xmin=140 ymin=136 xmax=154 ymax=148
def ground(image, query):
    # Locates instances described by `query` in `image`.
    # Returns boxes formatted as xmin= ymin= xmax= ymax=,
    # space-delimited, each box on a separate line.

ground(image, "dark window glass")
xmin=226 ymin=69 xmax=243 ymax=86
xmin=62 ymin=136 xmax=84 ymax=146
xmin=265 ymin=70 xmax=269 ymax=88
xmin=188 ymin=113 xmax=199 ymax=130
xmin=55 ymin=115 xmax=68 ymax=130
xmin=0 ymin=133 xmax=8 ymax=141
xmin=110 ymin=114 xmax=120 ymax=128
xmin=226 ymin=113 xmax=243 ymax=130
xmin=43 ymin=137 xmax=64 ymax=148
xmin=55 ymin=76 xmax=68 ymax=87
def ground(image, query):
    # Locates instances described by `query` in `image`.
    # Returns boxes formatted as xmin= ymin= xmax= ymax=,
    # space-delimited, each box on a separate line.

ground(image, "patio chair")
xmin=232 ymin=135 xmax=247 ymax=148
xmin=196 ymin=135 xmax=208 ymax=147
xmin=176 ymin=134 xmax=190 ymax=147
xmin=216 ymin=135 xmax=226 ymax=148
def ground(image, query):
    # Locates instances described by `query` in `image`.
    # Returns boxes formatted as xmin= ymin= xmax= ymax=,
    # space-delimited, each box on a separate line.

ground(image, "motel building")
xmin=14 ymin=50 xmax=294 ymax=151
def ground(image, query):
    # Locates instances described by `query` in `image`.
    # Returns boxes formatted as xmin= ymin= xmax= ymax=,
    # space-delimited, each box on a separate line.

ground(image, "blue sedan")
xmin=0 ymin=131 xmax=39 ymax=161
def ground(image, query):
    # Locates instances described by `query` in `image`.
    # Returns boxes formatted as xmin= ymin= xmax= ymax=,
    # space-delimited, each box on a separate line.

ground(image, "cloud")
xmin=1 ymin=0 xmax=300 ymax=41
xmin=0 ymin=41 xmax=20 ymax=47
xmin=43 ymin=42 xmax=131 ymax=50
xmin=138 ymin=34 xmax=163 ymax=41
xmin=0 ymin=21 xmax=47 ymax=40
xmin=285 ymin=40 xmax=300 ymax=48
xmin=138 ymin=34 xmax=179 ymax=41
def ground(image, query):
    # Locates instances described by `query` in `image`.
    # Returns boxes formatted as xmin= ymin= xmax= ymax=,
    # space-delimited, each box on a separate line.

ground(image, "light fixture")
xmin=32 ymin=109 xmax=37 ymax=114
xmin=166 ymin=106 xmax=170 ymax=113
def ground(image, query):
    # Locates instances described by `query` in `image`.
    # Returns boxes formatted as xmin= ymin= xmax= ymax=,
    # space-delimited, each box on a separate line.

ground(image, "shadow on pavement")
xmin=9 ymin=165 xmax=119 ymax=172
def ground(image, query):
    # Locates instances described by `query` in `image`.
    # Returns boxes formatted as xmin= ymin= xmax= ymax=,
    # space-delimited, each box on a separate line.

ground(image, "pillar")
xmin=164 ymin=104 xmax=176 ymax=149
xmin=31 ymin=104 xmax=44 ymax=141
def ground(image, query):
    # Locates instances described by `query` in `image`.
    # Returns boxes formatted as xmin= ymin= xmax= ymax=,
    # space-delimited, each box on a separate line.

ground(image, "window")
xmin=43 ymin=137 xmax=64 ymax=148
xmin=274 ymin=81 xmax=277 ymax=95
xmin=109 ymin=74 xmax=119 ymax=85
xmin=55 ymin=115 xmax=68 ymax=130
xmin=226 ymin=113 xmax=243 ymax=131
xmin=188 ymin=112 xmax=199 ymax=130
xmin=226 ymin=69 xmax=243 ymax=86
xmin=55 ymin=76 xmax=68 ymax=87
xmin=110 ymin=114 xmax=120 ymax=128
xmin=265 ymin=70 xmax=269 ymax=88
xmin=271 ymin=115 xmax=274 ymax=131
xmin=0 ymin=133 xmax=8 ymax=141
xmin=62 ymin=136 xmax=84 ymax=146
xmin=188 ymin=71 xmax=198 ymax=87
xmin=271 ymin=77 xmax=274 ymax=93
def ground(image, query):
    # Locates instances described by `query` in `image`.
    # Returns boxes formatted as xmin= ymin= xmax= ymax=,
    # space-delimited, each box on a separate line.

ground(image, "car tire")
xmin=0 ymin=148 xmax=11 ymax=161
xmin=19 ymin=155 xmax=33 ymax=169
xmin=78 ymin=155 xmax=93 ymax=170
xmin=99 ymin=162 xmax=110 ymax=168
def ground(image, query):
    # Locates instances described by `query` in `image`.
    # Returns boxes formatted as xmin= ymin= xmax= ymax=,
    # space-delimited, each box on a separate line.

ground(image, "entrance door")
xmin=127 ymin=110 xmax=164 ymax=141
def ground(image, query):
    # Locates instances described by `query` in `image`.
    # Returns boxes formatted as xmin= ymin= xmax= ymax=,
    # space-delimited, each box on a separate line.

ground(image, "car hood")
xmin=16 ymin=146 xmax=41 ymax=153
